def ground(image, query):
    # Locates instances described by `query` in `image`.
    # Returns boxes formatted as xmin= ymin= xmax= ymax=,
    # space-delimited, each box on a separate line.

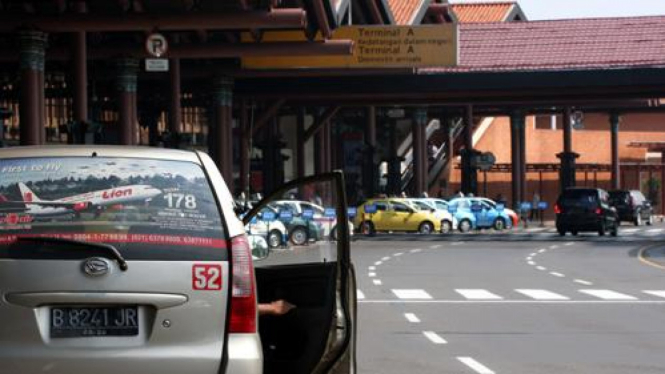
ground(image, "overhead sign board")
xmin=242 ymin=25 xmax=458 ymax=69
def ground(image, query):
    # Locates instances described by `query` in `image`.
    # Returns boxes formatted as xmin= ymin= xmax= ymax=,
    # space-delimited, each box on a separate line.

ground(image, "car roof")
xmin=0 ymin=145 xmax=201 ymax=163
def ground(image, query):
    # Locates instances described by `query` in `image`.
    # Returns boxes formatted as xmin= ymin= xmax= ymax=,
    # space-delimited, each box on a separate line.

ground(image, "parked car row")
xmin=353 ymin=197 xmax=516 ymax=235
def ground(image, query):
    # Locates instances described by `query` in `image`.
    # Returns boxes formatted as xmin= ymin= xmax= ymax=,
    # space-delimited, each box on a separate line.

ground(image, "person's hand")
xmin=258 ymin=299 xmax=296 ymax=316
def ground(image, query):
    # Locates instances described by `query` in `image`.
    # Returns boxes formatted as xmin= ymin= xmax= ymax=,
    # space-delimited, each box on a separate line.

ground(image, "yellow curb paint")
xmin=638 ymin=244 xmax=665 ymax=270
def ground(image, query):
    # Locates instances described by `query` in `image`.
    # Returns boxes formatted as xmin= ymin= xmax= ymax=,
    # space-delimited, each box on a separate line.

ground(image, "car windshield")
xmin=560 ymin=191 xmax=598 ymax=208
xmin=609 ymin=191 xmax=630 ymax=205
xmin=0 ymin=157 xmax=225 ymax=258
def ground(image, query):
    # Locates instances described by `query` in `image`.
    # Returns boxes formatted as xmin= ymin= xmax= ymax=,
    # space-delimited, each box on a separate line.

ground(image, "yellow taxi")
xmin=354 ymin=198 xmax=441 ymax=235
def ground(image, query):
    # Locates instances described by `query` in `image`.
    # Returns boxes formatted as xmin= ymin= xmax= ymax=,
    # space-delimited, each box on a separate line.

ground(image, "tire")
xmin=493 ymin=217 xmax=507 ymax=231
xmin=598 ymin=222 xmax=606 ymax=236
xmin=635 ymin=213 xmax=642 ymax=226
xmin=558 ymin=229 xmax=566 ymax=236
xmin=361 ymin=221 xmax=375 ymax=236
xmin=419 ymin=222 xmax=434 ymax=235
xmin=268 ymin=230 xmax=283 ymax=248
xmin=289 ymin=226 xmax=308 ymax=246
xmin=572 ymin=230 xmax=579 ymax=236
xmin=459 ymin=219 xmax=472 ymax=233
xmin=441 ymin=220 xmax=452 ymax=234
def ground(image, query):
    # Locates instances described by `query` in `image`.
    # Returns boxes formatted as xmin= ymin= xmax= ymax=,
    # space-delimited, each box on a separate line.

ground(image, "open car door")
xmin=242 ymin=172 xmax=357 ymax=374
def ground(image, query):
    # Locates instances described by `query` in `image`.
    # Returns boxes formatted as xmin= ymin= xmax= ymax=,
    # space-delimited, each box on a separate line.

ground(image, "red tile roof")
xmin=451 ymin=2 xmax=515 ymax=23
xmin=421 ymin=16 xmax=665 ymax=73
xmin=386 ymin=0 xmax=426 ymax=25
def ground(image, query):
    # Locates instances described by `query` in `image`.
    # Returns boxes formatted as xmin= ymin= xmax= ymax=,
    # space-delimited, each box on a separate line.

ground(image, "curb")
xmin=638 ymin=244 xmax=665 ymax=270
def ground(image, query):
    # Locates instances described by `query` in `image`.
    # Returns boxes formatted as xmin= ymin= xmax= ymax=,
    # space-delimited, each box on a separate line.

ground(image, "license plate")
xmin=50 ymin=306 xmax=139 ymax=338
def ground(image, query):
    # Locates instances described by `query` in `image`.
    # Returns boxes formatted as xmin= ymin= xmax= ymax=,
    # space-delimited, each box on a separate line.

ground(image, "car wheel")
xmin=598 ymin=223 xmax=606 ymax=236
xmin=419 ymin=222 xmax=434 ymax=235
xmin=572 ymin=230 xmax=579 ymax=236
xmin=441 ymin=220 xmax=452 ymax=234
xmin=289 ymin=226 xmax=308 ymax=246
xmin=635 ymin=213 xmax=642 ymax=226
xmin=493 ymin=218 xmax=507 ymax=231
xmin=268 ymin=230 xmax=283 ymax=248
xmin=361 ymin=221 xmax=375 ymax=236
xmin=558 ymin=229 xmax=566 ymax=236
xmin=459 ymin=219 xmax=472 ymax=233
xmin=647 ymin=215 xmax=654 ymax=226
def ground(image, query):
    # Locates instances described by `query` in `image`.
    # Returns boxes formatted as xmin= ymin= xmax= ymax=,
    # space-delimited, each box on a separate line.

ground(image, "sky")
xmin=516 ymin=0 xmax=665 ymax=20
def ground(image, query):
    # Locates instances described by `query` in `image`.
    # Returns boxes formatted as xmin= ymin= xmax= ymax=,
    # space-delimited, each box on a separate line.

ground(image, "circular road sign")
xmin=145 ymin=33 xmax=168 ymax=57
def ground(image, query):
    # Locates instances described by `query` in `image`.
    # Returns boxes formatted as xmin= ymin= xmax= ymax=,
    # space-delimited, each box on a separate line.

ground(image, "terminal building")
xmin=1 ymin=0 xmax=664 ymax=217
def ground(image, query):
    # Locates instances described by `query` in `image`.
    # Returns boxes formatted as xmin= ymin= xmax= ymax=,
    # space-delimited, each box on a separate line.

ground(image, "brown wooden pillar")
xmin=296 ymin=107 xmax=306 ymax=179
xmin=610 ymin=113 xmax=621 ymax=190
xmin=168 ymin=58 xmax=182 ymax=148
xmin=461 ymin=105 xmax=477 ymax=195
xmin=18 ymin=30 xmax=47 ymax=145
xmin=116 ymin=57 xmax=138 ymax=145
xmin=519 ymin=113 xmax=527 ymax=202
xmin=510 ymin=111 xmax=524 ymax=208
xmin=213 ymin=77 xmax=234 ymax=192
xmin=558 ymin=107 xmax=579 ymax=191
xmin=239 ymin=100 xmax=250 ymax=194
xmin=412 ymin=108 xmax=428 ymax=196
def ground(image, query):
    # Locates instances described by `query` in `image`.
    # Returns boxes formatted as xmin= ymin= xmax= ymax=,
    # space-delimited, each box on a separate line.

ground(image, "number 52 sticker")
xmin=192 ymin=264 xmax=223 ymax=291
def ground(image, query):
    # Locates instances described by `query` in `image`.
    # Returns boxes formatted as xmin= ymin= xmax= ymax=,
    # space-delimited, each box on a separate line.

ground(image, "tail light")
xmin=554 ymin=204 xmax=562 ymax=214
xmin=595 ymin=208 xmax=603 ymax=215
xmin=229 ymin=235 xmax=257 ymax=333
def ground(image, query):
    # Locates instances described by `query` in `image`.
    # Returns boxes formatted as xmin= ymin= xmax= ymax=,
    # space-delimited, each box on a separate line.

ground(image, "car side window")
xmin=392 ymin=202 xmax=410 ymax=213
xmin=375 ymin=202 xmax=388 ymax=211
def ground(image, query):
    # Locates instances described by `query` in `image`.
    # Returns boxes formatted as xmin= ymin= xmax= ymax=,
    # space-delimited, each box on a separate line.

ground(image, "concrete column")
xmin=115 ymin=57 xmax=139 ymax=145
xmin=212 ymin=77 xmax=234 ymax=192
xmin=412 ymin=108 xmax=428 ymax=196
xmin=610 ymin=113 xmax=621 ymax=190
xmin=296 ymin=107 xmax=306 ymax=178
xmin=239 ymin=100 xmax=250 ymax=194
xmin=557 ymin=107 xmax=579 ymax=191
xmin=387 ymin=121 xmax=401 ymax=196
xmin=510 ymin=111 xmax=524 ymax=208
xmin=519 ymin=113 xmax=527 ymax=203
xmin=461 ymin=105 xmax=477 ymax=195
xmin=168 ymin=58 xmax=182 ymax=148
xmin=18 ymin=30 xmax=47 ymax=145
xmin=364 ymin=106 xmax=377 ymax=198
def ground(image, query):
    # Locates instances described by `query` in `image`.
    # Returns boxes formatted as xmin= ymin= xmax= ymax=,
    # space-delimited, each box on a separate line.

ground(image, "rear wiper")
xmin=16 ymin=236 xmax=128 ymax=271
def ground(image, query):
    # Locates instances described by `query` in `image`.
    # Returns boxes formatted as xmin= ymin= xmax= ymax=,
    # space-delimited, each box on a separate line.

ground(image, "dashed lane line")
xmin=368 ymin=266 xmax=376 ymax=271
xmin=515 ymin=289 xmax=570 ymax=300
xmin=392 ymin=289 xmax=433 ymax=299
xmin=455 ymin=289 xmax=503 ymax=300
xmin=404 ymin=313 xmax=421 ymax=323
xmin=374 ymin=261 xmax=383 ymax=266
xmin=394 ymin=252 xmax=404 ymax=257
xmin=574 ymin=279 xmax=593 ymax=286
xmin=550 ymin=272 xmax=565 ymax=278
xmin=381 ymin=256 xmax=391 ymax=261
xmin=579 ymin=289 xmax=637 ymax=300
xmin=536 ymin=266 xmax=547 ymax=271
xmin=457 ymin=357 xmax=496 ymax=374
xmin=527 ymin=261 xmax=536 ymax=265
xmin=357 ymin=290 xmax=365 ymax=299
xmin=643 ymin=290 xmax=665 ymax=298
xmin=538 ymin=249 xmax=547 ymax=253
xmin=373 ymin=279 xmax=382 ymax=286
xmin=423 ymin=331 xmax=447 ymax=344
xmin=368 ymin=272 xmax=376 ymax=277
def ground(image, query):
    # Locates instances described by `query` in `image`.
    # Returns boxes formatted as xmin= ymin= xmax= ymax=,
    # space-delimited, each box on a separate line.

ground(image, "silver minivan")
xmin=0 ymin=146 xmax=356 ymax=374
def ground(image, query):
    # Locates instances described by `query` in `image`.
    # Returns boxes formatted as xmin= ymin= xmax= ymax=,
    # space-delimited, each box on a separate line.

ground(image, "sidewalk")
xmin=642 ymin=245 xmax=665 ymax=268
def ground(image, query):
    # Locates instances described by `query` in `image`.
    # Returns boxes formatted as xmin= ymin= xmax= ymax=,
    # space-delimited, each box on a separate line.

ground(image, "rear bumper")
xmin=556 ymin=216 xmax=603 ymax=232
xmin=226 ymin=334 xmax=263 ymax=373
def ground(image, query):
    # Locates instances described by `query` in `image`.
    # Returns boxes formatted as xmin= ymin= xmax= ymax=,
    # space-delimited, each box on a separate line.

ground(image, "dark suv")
xmin=555 ymin=188 xmax=619 ymax=236
xmin=608 ymin=190 xmax=654 ymax=226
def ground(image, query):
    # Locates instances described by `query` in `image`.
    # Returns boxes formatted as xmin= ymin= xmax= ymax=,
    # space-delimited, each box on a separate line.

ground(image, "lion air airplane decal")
xmin=0 ymin=183 xmax=163 ymax=217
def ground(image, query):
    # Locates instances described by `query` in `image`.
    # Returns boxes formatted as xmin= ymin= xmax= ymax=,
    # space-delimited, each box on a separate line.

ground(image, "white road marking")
xmin=373 ymin=279 xmax=382 ymax=285
xmin=382 ymin=256 xmax=391 ymax=261
xmin=410 ymin=248 xmax=423 ymax=253
xmin=623 ymin=228 xmax=640 ymax=233
xmin=647 ymin=228 xmax=663 ymax=233
xmin=574 ymin=279 xmax=593 ymax=286
xmin=392 ymin=289 xmax=433 ymax=299
xmin=579 ymin=289 xmax=637 ymax=300
xmin=515 ymin=289 xmax=570 ymax=300
xmin=357 ymin=290 xmax=365 ymax=299
xmin=526 ymin=257 xmax=533 ymax=261
xmin=643 ymin=290 xmax=665 ymax=298
xmin=457 ymin=357 xmax=495 ymax=374
xmin=423 ymin=331 xmax=447 ymax=344
xmin=368 ymin=272 xmax=376 ymax=277
xmin=536 ymin=266 xmax=547 ymax=271
xmin=374 ymin=261 xmax=382 ymax=266
xmin=456 ymin=289 xmax=503 ymax=300
xmin=368 ymin=266 xmax=376 ymax=271
xmin=527 ymin=261 xmax=536 ymax=265
xmin=394 ymin=252 xmax=404 ymax=257
xmin=359 ymin=300 xmax=665 ymax=304
xmin=550 ymin=272 xmax=565 ymax=278
xmin=404 ymin=313 xmax=420 ymax=323
xmin=430 ymin=244 xmax=442 ymax=249
xmin=565 ymin=242 xmax=575 ymax=246
xmin=529 ymin=253 xmax=537 ymax=256
xmin=549 ymin=245 xmax=559 ymax=249
xmin=538 ymin=249 xmax=547 ymax=253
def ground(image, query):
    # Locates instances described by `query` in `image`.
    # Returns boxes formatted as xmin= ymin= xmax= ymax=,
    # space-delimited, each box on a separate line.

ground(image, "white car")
xmin=245 ymin=218 xmax=288 ymax=248
xmin=406 ymin=198 xmax=457 ymax=233
xmin=272 ymin=200 xmax=354 ymax=239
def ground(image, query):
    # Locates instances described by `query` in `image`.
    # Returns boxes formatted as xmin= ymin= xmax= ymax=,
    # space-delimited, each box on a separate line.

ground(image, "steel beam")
xmin=252 ymin=99 xmax=286 ymax=136
xmin=610 ymin=113 xmax=621 ymax=190
xmin=0 ymin=9 xmax=307 ymax=32
xmin=303 ymin=106 xmax=339 ymax=142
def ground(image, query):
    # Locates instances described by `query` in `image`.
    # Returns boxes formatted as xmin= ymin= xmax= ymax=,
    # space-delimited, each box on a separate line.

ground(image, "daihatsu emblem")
xmin=82 ymin=258 xmax=110 ymax=277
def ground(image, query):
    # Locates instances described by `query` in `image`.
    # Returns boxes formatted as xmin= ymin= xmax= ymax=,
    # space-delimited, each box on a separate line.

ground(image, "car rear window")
xmin=560 ymin=190 xmax=599 ymax=208
xmin=0 ymin=156 xmax=226 ymax=261
xmin=609 ymin=191 xmax=630 ymax=205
